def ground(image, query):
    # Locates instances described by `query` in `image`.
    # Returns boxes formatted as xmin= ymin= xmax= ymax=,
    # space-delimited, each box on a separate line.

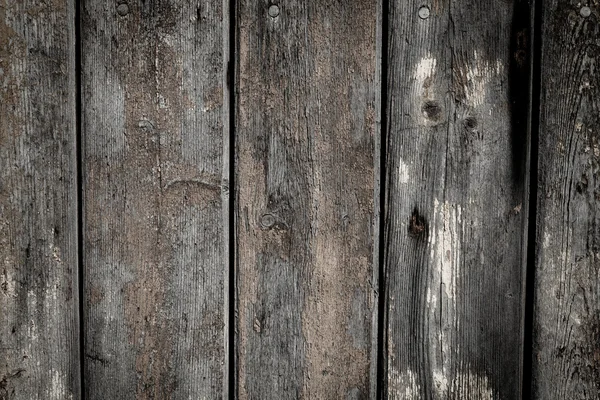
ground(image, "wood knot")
xmin=464 ymin=116 xmax=478 ymax=132
xmin=408 ymin=208 xmax=427 ymax=238
xmin=421 ymin=100 xmax=442 ymax=121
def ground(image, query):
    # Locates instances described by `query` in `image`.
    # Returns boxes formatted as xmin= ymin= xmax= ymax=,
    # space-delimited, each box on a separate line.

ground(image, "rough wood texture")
xmin=235 ymin=0 xmax=380 ymax=398
xmin=81 ymin=0 xmax=229 ymax=398
xmin=383 ymin=1 xmax=531 ymax=398
xmin=531 ymin=1 xmax=600 ymax=398
xmin=0 ymin=0 xmax=80 ymax=399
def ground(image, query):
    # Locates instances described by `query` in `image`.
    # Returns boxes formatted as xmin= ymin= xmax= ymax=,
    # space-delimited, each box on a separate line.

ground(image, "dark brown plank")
xmin=0 ymin=0 xmax=80 ymax=398
xmin=384 ymin=1 xmax=531 ymax=398
xmin=235 ymin=0 xmax=381 ymax=398
xmin=531 ymin=2 xmax=600 ymax=398
xmin=81 ymin=1 xmax=229 ymax=398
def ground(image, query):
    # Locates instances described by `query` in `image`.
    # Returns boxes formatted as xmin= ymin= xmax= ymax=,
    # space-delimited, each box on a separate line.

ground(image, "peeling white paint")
xmin=432 ymin=370 xmax=448 ymax=395
xmin=543 ymin=232 xmax=551 ymax=249
xmin=398 ymin=159 xmax=410 ymax=184
xmin=425 ymin=198 xmax=463 ymax=399
xmin=414 ymin=56 xmax=437 ymax=84
xmin=49 ymin=370 xmax=66 ymax=400
xmin=388 ymin=368 xmax=420 ymax=400
xmin=451 ymin=371 xmax=495 ymax=399
xmin=1 ymin=268 xmax=17 ymax=297
xmin=51 ymin=245 xmax=62 ymax=264
xmin=431 ymin=198 xmax=461 ymax=301
xmin=463 ymin=52 xmax=504 ymax=108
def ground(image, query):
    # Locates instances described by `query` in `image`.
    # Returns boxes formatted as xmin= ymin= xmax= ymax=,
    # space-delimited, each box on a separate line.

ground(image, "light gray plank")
xmin=0 ymin=0 xmax=80 ymax=398
xmin=531 ymin=1 xmax=600 ymax=398
xmin=81 ymin=1 xmax=229 ymax=398
xmin=384 ymin=1 xmax=531 ymax=398
xmin=235 ymin=0 xmax=381 ymax=398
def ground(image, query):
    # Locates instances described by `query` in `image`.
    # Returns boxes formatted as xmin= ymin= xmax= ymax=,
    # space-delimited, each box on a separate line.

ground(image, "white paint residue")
xmin=432 ymin=199 xmax=461 ymax=301
xmin=414 ymin=56 xmax=437 ymax=84
xmin=27 ymin=291 xmax=39 ymax=341
xmin=463 ymin=51 xmax=504 ymax=108
xmin=451 ymin=371 xmax=495 ymax=399
xmin=543 ymin=232 xmax=551 ymax=249
xmin=49 ymin=370 xmax=66 ymax=400
xmin=398 ymin=159 xmax=410 ymax=184
xmin=1 ymin=268 xmax=16 ymax=297
xmin=433 ymin=370 xmax=448 ymax=394
xmin=426 ymin=198 xmax=463 ymax=398
xmin=388 ymin=368 xmax=420 ymax=399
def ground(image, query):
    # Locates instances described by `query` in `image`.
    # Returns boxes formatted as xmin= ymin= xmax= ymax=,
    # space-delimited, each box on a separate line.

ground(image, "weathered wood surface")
xmin=0 ymin=0 xmax=80 ymax=399
xmin=235 ymin=0 xmax=380 ymax=398
xmin=383 ymin=1 xmax=531 ymax=398
xmin=81 ymin=0 xmax=229 ymax=398
xmin=531 ymin=2 xmax=600 ymax=398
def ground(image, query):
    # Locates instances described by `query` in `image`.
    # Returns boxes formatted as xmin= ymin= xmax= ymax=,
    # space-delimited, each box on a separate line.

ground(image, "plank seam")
xmin=228 ymin=0 xmax=236 ymax=397
xmin=377 ymin=0 xmax=390 ymax=398
xmin=74 ymin=0 xmax=85 ymax=397
xmin=522 ymin=0 xmax=543 ymax=398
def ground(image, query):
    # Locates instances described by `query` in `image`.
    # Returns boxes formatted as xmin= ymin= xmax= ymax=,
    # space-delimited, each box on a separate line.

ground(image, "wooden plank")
xmin=0 ymin=0 xmax=80 ymax=398
xmin=81 ymin=0 xmax=229 ymax=398
xmin=235 ymin=0 xmax=380 ymax=398
xmin=531 ymin=2 xmax=600 ymax=398
xmin=383 ymin=1 xmax=531 ymax=398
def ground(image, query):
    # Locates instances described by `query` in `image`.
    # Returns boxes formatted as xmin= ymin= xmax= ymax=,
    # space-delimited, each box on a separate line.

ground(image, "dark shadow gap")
xmin=522 ymin=0 xmax=543 ymax=398
xmin=377 ymin=0 xmax=390 ymax=399
xmin=74 ymin=0 xmax=85 ymax=398
xmin=228 ymin=0 xmax=236 ymax=398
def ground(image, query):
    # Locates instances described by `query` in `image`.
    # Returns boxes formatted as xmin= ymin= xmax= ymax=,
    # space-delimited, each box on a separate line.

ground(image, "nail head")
xmin=418 ymin=6 xmax=430 ymax=19
xmin=260 ymin=213 xmax=276 ymax=228
xmin=269 ymin=5 xmax=280 ymax=18
xmin=580 ymin=6 xmax=591 ymax=18
xmin=117 ymin=3 xmax=129 ymax=16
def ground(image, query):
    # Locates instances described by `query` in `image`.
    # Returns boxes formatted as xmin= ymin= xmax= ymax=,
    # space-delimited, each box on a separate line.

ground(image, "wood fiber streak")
xmin=82 ymin=1 xmax=228 ymax=398
xmin=0 ymin=1 xmax=80 ymax=399
xmin=236 ymin=0 xmax=380 ymax=398
xmin=384 ymin=1 xmax=530 ymax=398
xmin=532 ymin=1 xmax=600 ymax=398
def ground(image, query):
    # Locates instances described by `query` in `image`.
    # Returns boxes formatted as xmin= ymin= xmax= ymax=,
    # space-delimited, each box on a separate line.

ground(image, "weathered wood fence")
xmin=1 ymin=0 xmax=598 ymax=398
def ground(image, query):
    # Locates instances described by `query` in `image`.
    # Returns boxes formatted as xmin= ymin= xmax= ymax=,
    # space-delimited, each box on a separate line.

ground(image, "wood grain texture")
xmin=383 ymin=1 xmax=531 ymax=398
xmin=81 ymin=0 xmax=229 ymax=398
xmin=0 ymin=0 xmax=80 ymax=399
xmin=235 ymin=0 xmax=380 ymax=398
xmin=531 ymin=1 xmax=600 ymax=398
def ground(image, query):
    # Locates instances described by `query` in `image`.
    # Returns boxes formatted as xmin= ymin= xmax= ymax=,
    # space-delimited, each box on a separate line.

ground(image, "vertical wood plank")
xmin=0 ymin=0 xmax=80 ymax=398
xmin=81 ymin=0 xmax=229 ymax=398
xmin=235 ymin=0 xmax=381 ymax=398
xmin=532 ymin=2 xmax=600 ymax=398
xmin=384 ymin=1 xmax=531 ymax=398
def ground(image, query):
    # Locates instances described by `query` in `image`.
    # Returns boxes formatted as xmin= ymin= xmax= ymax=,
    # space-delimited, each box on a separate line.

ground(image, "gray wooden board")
xmin=383 ymin=0 xmax=531 ymax=398
xmin=0 ymin=0 xmax=80 ymax=399
xmin=235 ymin=0 xmax=381 ymax=398
xmin=81 ymin=0 xmax=229 ymax=398
xmin=531 ymin=1 xmax=600 ymax=398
